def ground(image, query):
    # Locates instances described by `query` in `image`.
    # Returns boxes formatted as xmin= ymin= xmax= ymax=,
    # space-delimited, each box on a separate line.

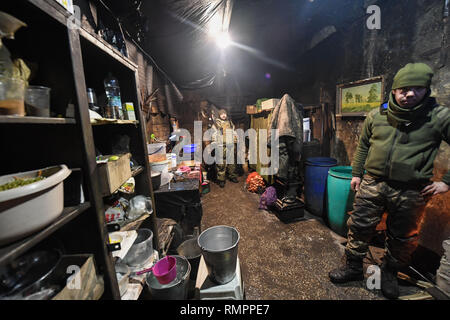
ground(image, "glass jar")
xmin=0 ymin=76 xmax=26 ymax=116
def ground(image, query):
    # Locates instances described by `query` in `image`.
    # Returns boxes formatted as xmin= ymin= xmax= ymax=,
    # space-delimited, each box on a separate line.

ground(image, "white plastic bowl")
xmin=150 ymin=160 xmax=169 ymax=173
xmin=0 ymin=165 xmax=72 ymax=245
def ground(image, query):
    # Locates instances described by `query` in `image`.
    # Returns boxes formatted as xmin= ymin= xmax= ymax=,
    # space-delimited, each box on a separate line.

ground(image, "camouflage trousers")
xmin=216 ymin=144 xmax=237 ymax=182
xmin=346 ymin=174 xmax=428 ymax=268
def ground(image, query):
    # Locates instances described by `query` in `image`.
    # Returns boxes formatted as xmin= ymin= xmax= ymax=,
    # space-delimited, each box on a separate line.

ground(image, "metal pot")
xmin=151 ymin=171 xmax=161 ymax=190
xmin=123 ymin=229 xmax=154 ymax=267
xmin=145 ymin=255 xmax=190 ymax=300
xmin=177 ymin=237 xmax=201 ymax=280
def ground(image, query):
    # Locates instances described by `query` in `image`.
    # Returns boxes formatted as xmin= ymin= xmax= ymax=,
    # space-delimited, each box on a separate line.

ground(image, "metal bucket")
xmin=145 ymin=255 xmax=191 ymax=300
xmin=123 ymin=229 xmax=153 ymax=267
xmin=198 ymin=225 xmax=240 ymax=285
xmin=177 ymin=237 xmax=202 ymax=280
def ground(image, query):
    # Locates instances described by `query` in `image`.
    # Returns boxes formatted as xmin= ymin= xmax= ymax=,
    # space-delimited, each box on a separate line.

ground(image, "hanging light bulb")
xmin=214 ymin=31 xmax=231 ymax=49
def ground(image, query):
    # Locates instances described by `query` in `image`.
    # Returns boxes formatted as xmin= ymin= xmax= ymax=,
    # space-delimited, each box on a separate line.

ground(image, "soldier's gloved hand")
xmin=351 ymin=177 xmax=361 ymax=192
xmin=420 ymin=181 xmax=449 ymax=196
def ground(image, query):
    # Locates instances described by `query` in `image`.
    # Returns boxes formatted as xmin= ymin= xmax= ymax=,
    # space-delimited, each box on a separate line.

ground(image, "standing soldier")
xmin=212 ymin=109 xmax=239 ymax=188
xmin=328 ymin=63 xmax=450 ymax=299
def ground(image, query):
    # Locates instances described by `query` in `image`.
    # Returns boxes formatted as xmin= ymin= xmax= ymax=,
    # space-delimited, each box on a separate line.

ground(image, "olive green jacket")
xmin=352 ymin=97 xmax=450 ymax=185
xmin=211 ymin=118 xmax=236 ymax=144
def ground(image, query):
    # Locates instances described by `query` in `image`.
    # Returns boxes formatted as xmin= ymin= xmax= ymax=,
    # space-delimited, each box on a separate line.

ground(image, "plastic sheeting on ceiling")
xmin=142 ymin=0 xmax=233 ymax=90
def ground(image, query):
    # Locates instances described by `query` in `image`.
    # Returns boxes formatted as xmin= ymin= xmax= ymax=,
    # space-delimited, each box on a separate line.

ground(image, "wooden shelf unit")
xmin=0 ymin=203 xmax=91 ymax=266
xmin=0 ymin=0 xmax=160 ymax=300
xmin=0 ymin=116 xmax=76 ymax=124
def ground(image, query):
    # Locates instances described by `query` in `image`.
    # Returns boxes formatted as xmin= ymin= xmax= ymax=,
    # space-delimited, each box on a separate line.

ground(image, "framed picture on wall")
xmin=336 ymin=76 xmax=384 ymax=117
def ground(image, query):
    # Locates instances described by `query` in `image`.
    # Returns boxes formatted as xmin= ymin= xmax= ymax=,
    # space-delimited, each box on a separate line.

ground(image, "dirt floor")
xmin=199 ymin=176 xmax=423 ymax=300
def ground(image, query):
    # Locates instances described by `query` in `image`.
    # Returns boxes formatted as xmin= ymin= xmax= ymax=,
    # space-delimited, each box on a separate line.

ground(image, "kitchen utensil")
xmin=135 ymin=255 xmax=177 ymax=285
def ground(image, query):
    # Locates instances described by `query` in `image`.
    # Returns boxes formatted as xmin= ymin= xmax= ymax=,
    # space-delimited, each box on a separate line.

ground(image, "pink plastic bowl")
xmin=153 ymin=255 xmax=177 ymax=284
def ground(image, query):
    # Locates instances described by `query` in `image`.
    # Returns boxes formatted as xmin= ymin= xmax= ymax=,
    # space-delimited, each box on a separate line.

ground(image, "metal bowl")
xmin=145 ymin=255 xmax=191 ymax=300
xmin=123 ymin=229 xmax=154 ymax=267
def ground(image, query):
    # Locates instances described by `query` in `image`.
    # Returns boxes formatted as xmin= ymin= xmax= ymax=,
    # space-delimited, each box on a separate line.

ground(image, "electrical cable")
xmin=97 ymin=0 xmax=181 ymax=94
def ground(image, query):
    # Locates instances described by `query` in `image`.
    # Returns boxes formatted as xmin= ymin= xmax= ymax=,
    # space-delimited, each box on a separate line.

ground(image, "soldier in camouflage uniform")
xmin=329 ymin=63 xmax=450 ymax=299
xmin=212 ymin=109 xmax=238 ymax=188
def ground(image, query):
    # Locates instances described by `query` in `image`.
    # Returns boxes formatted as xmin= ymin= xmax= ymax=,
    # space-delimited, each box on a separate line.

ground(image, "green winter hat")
xmin=392 ymin=63 xmax=434 ymax=90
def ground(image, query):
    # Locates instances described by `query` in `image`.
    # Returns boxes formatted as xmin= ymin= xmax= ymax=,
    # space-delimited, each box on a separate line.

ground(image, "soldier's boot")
xmin=229 ymin=177 xmax=238 ymax=183
xmin=380 ymin=257 xmax=399 ymax=299
xmin=219 ymin=181 xmax=225 ymax=188
xmin=329 ymin=253 xmax=364 ymax=283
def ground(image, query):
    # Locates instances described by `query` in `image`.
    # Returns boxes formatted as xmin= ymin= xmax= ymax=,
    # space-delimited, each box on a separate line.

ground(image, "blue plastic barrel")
xmin=304 ymin=157 xmax=338 ymax=217
xmin=183 ymin=144 xmax=197 ymax=154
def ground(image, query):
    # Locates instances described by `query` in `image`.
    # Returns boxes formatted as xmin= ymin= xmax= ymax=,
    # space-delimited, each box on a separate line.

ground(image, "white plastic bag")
xmin=127 ymin=195 xmax=152 ymax=220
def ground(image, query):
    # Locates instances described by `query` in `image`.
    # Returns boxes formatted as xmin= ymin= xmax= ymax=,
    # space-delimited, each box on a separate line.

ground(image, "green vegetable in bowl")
xmin=0 ymin=176 xmax=45 ymax=191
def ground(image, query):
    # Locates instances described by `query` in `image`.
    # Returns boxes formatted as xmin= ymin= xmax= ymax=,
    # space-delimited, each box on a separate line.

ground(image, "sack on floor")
xmin=259 ymin=186 xmax=277 ymax=210
xmin=246 ymin=172 xmax=265 ymax=193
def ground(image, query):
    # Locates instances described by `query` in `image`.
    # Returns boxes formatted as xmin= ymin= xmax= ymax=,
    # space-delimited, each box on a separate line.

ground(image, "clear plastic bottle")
xmin=103 ymin=73 xmax=123 ymax=119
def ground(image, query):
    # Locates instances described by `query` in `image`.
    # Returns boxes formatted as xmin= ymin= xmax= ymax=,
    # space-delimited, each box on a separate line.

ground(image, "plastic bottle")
xmin=103 ymin=73 xmax=123 ymax=119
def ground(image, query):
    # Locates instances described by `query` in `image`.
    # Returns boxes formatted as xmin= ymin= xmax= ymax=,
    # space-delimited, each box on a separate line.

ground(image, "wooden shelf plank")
xmin=0 ymin=202 xmax=91 ymax=266
xmin=91 ymin=118 xmax=139 ymax=126
xmin=131 ymin=166 xmax=144 ymax=177
xmin=117 ymin=212 xmax=151 ymax=232
xmin=78 ymin=27 xmax=138 ymax=71
xmin=0 ymin=116 xmax=76 ymax=124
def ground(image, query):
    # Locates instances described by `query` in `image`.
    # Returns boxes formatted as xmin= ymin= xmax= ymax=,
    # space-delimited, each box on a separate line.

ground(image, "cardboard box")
xmin=97 ymin=153 xmax=132 ymax=196
xmin=261 ymin=98 xmax=280 ymax=110
xmin=246 ymin=105 xmax=258 ymax=114
xmin=124 ymin=102 xmax=136 ymax=121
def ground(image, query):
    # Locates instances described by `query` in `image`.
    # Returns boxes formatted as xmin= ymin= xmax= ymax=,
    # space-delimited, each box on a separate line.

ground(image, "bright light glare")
xmin=214 ymin=32 xmax=231 ymax=49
